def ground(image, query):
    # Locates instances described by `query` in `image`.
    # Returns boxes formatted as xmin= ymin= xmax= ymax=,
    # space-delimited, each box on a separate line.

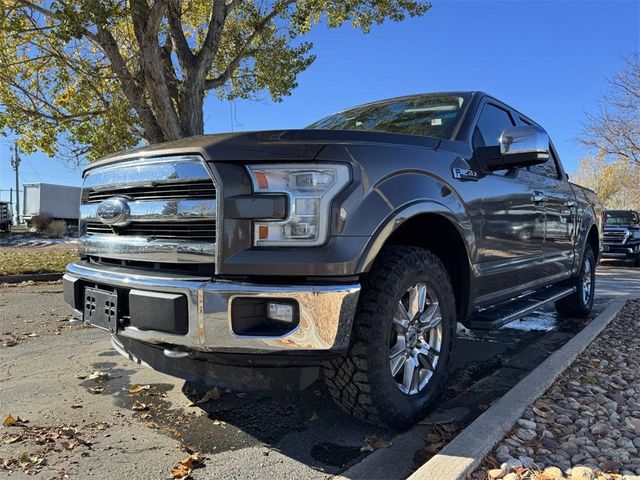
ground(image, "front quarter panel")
xmin=327 ymin=143 xmax=477 ymax=272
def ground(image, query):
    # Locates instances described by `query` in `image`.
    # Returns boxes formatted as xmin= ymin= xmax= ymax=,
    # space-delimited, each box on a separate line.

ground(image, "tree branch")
xmin=166 ymin=0 xmax=193 ymax=70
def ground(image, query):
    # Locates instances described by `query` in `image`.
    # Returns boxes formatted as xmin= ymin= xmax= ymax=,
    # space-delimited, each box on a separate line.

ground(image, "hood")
xmin=85 ymin=129 xmax=441 ymax=173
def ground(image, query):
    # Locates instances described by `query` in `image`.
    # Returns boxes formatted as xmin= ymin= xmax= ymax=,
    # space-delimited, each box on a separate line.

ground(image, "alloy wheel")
xmin=388 ymin=283 xmax=443 ymax=395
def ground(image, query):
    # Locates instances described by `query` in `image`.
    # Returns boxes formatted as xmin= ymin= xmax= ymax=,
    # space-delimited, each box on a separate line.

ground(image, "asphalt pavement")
xmin=0 ymin=263 xmax=638 ymax=479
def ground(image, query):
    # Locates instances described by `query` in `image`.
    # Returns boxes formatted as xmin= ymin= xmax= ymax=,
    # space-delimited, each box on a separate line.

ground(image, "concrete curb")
xmin=0 ymin=272 xmax=63 ymax=284
xmin=407 ymin=298 xmax=628 ymax=480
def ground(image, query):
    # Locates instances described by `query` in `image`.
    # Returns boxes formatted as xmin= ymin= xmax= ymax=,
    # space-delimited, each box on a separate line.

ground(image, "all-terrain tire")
xmin=555 ymin=244 xmax=596 ymax=319
xmin=322 ymin=246 xmax=456 ymax=430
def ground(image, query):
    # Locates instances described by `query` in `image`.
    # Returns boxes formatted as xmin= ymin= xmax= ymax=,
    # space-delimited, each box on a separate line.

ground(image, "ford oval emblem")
xmin=96 ymin=197 xmax=130 ymax=226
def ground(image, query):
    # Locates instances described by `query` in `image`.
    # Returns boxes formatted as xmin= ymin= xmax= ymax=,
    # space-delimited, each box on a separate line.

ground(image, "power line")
xmin=23 ymin=155 xmax=43 ymax=182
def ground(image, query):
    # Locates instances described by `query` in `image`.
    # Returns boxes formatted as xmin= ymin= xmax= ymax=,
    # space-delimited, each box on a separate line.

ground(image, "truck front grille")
xmin=603 ymin=230 xmax=628 ymax=245
xmin=79 ymin=156 xmax=217 ymax=265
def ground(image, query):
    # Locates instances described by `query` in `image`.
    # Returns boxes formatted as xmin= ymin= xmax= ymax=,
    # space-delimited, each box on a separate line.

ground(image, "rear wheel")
xmin=323 ymin=246 xmax=456 ymax=429
xmin=555 ymin=245 xmax=596 ymax=319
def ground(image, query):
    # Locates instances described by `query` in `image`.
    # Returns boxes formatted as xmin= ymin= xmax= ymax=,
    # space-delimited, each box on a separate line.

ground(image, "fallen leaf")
xmin=147 ymin=422 xmax=158 ymax=429
xmin=89 ymin=370 xmax=111 ymax=382
xmin=88 ymin=386 xmax=104 ymax=394
xmin=2 ymin=338 xmax=18 ymax=347
xmin=25 ymin=333 xmax=37 ymax=337
xmin=425 ymin=442 xmax=443 ymax=453
xmin=18 ymin=453 xmax=41 ymax=468
xmin=171 ymin=453 xmax=202 ymax=479
xmin=425 ymin=433 xmax=441 ymax=443
xmin=309 ymin=411 xmax=320 ymax=421
xmin=170 ymin=463 xmax=191 ymax=479
xmin=70 ymin=404 xmax=83 ymax=409
xmin=3 ymin=415 xmax=16 ymax=427
xmin=199 ymin=387 xmax=220 ymax=403
xmin=128 ymin=384 xmax=150 ymax=394
xmin=132 ymin=401 xmax=148 ymax=411
xmin=532 ymin=407 xmax=550 ymax=418
xmin=140 ymin=413 xmax=152 ymax=420
xmin=361 ymin=434 xmax=392 ymax=452
xmin=2 ymin=434 xmax=22 ymax=444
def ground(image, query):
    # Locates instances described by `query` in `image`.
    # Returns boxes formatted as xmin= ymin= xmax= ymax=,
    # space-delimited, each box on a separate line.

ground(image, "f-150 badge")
xmin=452 ymin=167 xmax=478 ymax=180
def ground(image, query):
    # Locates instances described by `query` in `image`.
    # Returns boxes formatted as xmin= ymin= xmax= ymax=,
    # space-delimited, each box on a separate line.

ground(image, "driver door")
xmin=469 ymin=101 xmax=547 ymax=305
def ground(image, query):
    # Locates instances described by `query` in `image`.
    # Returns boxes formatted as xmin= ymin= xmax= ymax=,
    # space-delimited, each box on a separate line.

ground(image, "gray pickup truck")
xmin=64 ymin=92 xmax=602 ymax=428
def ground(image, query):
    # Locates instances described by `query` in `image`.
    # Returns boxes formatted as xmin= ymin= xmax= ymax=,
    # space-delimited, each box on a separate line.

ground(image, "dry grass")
xmin=0 ymin=249 xmax=78 ymax=276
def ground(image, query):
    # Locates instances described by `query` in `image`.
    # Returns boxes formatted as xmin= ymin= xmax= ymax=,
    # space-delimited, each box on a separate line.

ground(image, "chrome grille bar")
xmin=80 ymin=199 xmax=216 ymax=223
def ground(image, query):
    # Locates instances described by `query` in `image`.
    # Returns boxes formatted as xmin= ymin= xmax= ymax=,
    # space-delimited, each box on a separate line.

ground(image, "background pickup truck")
xmin=602 ymin=209 xmax=640 ymax=266
xmin=64 ymin=91 xmax=602 ymax=429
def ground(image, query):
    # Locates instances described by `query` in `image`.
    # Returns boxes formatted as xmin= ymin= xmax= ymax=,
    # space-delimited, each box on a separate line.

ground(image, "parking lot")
xmin=0 ymin=263 xmax=638 ymax=479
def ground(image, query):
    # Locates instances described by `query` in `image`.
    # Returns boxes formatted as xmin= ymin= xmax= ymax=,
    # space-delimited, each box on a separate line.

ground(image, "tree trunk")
xmin=179 ymin=82 xmax=205 ymax=136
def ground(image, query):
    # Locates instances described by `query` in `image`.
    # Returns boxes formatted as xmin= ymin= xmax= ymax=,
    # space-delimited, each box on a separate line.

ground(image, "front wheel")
xmin=323 ymin=246 xmax=456 ymax=429
xmin=555 ymin=245 xmax=596 ymax=319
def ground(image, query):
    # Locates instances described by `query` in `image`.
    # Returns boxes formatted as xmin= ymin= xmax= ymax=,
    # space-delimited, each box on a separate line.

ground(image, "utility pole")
xmin=10 ymin=142 xmax=20 ymax=224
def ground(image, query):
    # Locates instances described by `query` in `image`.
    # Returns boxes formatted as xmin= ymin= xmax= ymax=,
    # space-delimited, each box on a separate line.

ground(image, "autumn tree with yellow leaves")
xmin=0 ymin=0 xmax=430 ymax=162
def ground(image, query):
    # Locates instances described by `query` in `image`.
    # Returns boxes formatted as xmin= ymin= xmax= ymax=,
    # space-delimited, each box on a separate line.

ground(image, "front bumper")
xmin=63 ymin=260 xmax=360 ymax=355
xmin=601 ymin=242 xmax=640 ymax=260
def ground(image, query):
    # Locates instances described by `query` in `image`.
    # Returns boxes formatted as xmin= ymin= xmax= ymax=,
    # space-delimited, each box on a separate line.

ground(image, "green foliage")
xmin=0 ymin=0 xmax=430 ymax=163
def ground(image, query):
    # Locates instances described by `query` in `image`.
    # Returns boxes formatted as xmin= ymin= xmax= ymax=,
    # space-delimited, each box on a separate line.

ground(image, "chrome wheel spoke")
xmin=408 ymin=283 xmax=427 ymax=319
xmin=401 ymin=357 xmax=418 ymax=393
xmin=389 ymin=336 xmax=406 ymax=359
xmin=419 ymin=303 xmax=441 ymax=330
xmin=393 ymin=301 xmax=411 ymax=331
xmin=390 ymin=352 xmax=406 ymax=377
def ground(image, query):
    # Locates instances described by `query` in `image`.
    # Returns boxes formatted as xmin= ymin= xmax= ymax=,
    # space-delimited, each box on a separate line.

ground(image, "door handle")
xmin=565 ymin=199 xmax=577 ymax=208
xmin=532 ymin=191 xmax=547 ymax=203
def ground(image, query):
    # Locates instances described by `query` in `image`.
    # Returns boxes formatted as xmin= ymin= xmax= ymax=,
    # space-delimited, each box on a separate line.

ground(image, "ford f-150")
xmin=64 ymin=91 xmax=602 ymax=428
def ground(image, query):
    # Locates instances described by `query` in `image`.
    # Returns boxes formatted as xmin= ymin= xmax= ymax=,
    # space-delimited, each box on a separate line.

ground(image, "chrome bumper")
xmin=64 ymin=261 xmax=360 ymax=353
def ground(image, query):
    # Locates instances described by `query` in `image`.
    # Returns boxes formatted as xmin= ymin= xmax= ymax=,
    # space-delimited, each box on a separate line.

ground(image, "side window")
xmin=519 ymin=116 xmax=560 ymax=179
xmin=472 ymin=103 xmax=515 ymax=149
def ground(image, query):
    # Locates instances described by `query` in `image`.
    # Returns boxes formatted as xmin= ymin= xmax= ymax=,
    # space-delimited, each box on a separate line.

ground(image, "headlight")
xmin=632 ymin=230 xmax=640 ymax=239
xmin=247 ymin=163 xmax=350 ymax=246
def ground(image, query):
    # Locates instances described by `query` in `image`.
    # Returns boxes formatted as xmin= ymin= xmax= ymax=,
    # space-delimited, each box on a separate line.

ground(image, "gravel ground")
xmin=473 ymin=299 xmax=640 ymax=480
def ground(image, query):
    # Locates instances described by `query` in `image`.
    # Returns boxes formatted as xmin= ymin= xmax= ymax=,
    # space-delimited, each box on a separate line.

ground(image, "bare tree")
xmin=579 ymin=52 xmax=640 ymax=166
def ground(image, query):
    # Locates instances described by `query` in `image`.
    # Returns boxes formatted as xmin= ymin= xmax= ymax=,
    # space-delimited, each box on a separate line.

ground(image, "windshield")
xmin=307 ymin=94 xmax=469 ymax=139
xmin=604 ymin=211 xmax=639 ymax=225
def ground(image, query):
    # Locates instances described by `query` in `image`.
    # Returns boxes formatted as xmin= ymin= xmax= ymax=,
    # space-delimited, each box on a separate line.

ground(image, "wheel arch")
xmin=357 ymin=204 xmax=473 ymax=321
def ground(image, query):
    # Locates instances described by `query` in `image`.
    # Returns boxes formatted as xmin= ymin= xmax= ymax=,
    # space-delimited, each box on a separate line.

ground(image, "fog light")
xmin=267 ymin=302 xmax=294 ymax=324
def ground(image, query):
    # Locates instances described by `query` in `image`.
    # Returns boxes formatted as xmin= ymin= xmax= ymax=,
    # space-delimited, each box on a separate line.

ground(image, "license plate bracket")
xmin=84 ymin=287 xmax=118 ymax=333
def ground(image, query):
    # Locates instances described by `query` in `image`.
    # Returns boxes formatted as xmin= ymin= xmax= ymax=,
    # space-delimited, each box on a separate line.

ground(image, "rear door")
xmin=519 ymin=117 xmax=577 ymax=279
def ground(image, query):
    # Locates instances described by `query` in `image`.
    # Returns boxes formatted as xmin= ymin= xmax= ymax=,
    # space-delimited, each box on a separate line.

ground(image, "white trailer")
xmin=23 ymin=183 xmax=81 ymax=223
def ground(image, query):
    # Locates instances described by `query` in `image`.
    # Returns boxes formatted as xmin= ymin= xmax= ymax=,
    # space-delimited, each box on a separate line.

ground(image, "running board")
xmin=468 ymin=286 xmax=576 ymax=330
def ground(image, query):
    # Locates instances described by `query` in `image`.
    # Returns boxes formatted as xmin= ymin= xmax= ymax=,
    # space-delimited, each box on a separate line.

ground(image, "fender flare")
xmin=355 ymin=200 xmax=475 ymax=274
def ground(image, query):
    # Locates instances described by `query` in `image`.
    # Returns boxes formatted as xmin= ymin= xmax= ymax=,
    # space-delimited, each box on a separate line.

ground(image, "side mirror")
xmin=478 ymin=125 xmax=550 ymax=171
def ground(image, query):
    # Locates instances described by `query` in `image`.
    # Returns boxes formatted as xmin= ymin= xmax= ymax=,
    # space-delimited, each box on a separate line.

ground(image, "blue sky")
xmin=1 ymin=0 xmax=638 ymax=201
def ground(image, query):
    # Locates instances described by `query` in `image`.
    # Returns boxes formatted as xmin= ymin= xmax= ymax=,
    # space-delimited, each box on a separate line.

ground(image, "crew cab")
xmin=602 ymin=209 xmax=640 ymax=266
xmin=63 ymin=92 xmax=602 ymax=428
